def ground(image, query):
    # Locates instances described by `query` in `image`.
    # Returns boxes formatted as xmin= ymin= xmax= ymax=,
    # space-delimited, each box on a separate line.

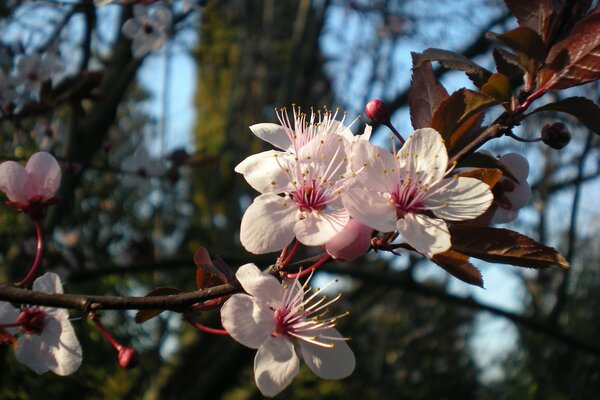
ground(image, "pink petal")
xmin=234 ymin=263 xmax=284 ymax=307
xmin=0 ymin=160 xmax=28 ymax=203
xmin=398 ymin=128 xmax=448 ymax=183
xmin=249 ymin=123 xmax=293 ymax=152
xmin=324 ymin=219 xmax=372 ymax=261
xmin=397 ymin=213 xmax=451 ymax=257
xmin=299 ymin=328 xmax=355 ymax=379
xmin=240 ymin=193 xmax=298 ymax=254
xmin=234 ymin=151 xmax=294 ymax=194
xmin=506 ymin=181 xmax=532 ymax=210
xmin=293 ymin=208 xmax=349 ymax=246
xmin=25 ymin=152 xmax=61 ymax=201
xmin=342 ymin=187 xmax=397 ymax=232
xmin=499 ymin=153 xmax=529 ymax=181
xmin=221 ymin=293 xmax=275 ymax=349
xmin=350 ymin=140 xmax=398 ymax=193
xmin=425 ymin=177 xmax=493 ymax=221
xmin=254 ymin=336 xmax=299 ymax=397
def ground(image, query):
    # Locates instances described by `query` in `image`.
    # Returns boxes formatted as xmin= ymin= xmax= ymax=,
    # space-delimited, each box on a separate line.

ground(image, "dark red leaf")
xmin=408 ymin=53 xmax=449 ymax=129
xmin=531 ymin=96 xmax=600 ymax=135
xmin=481 ymin=73 xmax=512 ymax=102
xmin=417 ymin=48 xmax=492 ymax=88
xmin=493 ymin=48 xmax=525 ymax=86
xmin=457 ymin=152 xmax=520 ymax=182
xmin=135 ymin=287 xmax=183 ymax=324
xmin=503 ymin=0 xmax=554 ymax=42
xmin=432 ymin=249 xmax=484 ymax=288
xmin=450 ymin=226 xmax=569 ymax=269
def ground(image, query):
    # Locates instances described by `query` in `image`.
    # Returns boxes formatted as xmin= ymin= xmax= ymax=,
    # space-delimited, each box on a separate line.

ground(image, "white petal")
xmin=132 ymin=4 xmax=149 ymax=17
xmin=499 ymin=153 xmax=529 ymax=181
xmin=293 ymin=208 xmax=349 ymax=246
xmin=132 ymin=38 xmax=152 ymax=58
xmin=239 ymin=193 xmax=298 ymax=254
xmin=33 ymin=272 xmax=64 ymax=294
xmin=45 ymin=315 xmax=82 ymax=376
xmin=506 ymin=181 xmax=532 ymax=210
xmin=0 ymin=160 xmax=28 ymax=203
xmin=254 ymin=336 xmax=299 ymax=397
xmin=0 ymin=302 xmax=20 ymax=335
xmin=350 ymin=140 xmax=398 ymax=192
xmin=399 ymin=128 xmax=448 ymax=183
xmin=250 ymin=123 xmax=293 ymax=151
xmin=235 ymin=263 xmax=284 ymax=307
xmin=122 ymin=19 xmax=141 ymax=38
xmin=220 ymin=294 xmax=275 ymax=349
xmin=342 ymin=187 xmax=397 ymax=232
xmin=299 ymin=328 xmax=355 ymax=379
xmin=25 ymin=152 xmax=61 ymax=201
xmin=15 ymin=332 xmax=52 ymax=374
xmin=491 ymin=206 xmax=519 ymax=224
xmin=425 ymin=177 xmax=493 ymax=221
xmin=397 ymin=213 xmax=450 ymax=257
xmin=234 ymin=151 xmax=293 ymax=193
xmin=151 ymin=8 xmax=171 ymax=26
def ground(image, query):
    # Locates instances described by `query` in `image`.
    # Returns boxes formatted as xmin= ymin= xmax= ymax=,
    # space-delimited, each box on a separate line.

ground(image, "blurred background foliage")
xmin=0 ymin=0 xmax=599 ymax=399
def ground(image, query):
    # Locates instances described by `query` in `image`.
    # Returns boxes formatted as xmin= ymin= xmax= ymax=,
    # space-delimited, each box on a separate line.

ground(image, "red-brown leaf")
xmin=408 ymin=53 xmax=449 ymax=129
xmin=481 ymin=73 xmax=512 ymax=102
xmin=531 ymin=96 xmax=600 ymax=135
xmin=450 ymin=226 xmax=569 ymax=269
xmin=432 ymin=249 xmax=484 ymax=288
xmin=135 ymin=287 xmax=183 ymax=324
xmin=417 ymin=48 xmax=492 ymax=87
xmin=504 ymin=0 xmax=554 ymax=42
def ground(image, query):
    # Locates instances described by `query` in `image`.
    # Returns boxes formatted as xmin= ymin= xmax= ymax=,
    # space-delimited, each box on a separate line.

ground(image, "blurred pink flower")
xmin=491 ymin=153 xmax=532 ymax=224
xmin=122 ymin=5 xmax=171 ymax=58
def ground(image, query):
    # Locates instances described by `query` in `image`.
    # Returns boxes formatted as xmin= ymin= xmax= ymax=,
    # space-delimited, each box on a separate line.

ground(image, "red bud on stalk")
xmin=365 ymin=99 xmax=391 ymax=124
xmin=541 ymin=122 xmax=571 ymax=150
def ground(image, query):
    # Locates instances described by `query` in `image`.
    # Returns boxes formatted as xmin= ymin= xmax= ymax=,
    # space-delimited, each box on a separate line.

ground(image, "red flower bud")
xmin=542 ymin=122 xmax=571 ymax=150
xmin=118 ymin=347 xmax=140 ymax=369
xmin=365 ymin=99 xmax=391 ymax=124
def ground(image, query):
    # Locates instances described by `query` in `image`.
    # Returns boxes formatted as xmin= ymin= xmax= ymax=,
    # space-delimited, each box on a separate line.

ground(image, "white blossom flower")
xmin=0 ymin=152 xmax=61 ymax=213
xmin=342 ymin=128 xmax=493 ymax=257
xmin=14 ymin=53 xmax=54 ymax=95
xmin=122 ymin=5 xmax=171 ymax=58
xmin=0 ymin=69 xmax=18 ymax=107
xmin=0 ymin=273 xmax=82 ymax=375
xmin=491 ymin=153 xmax=532 ymax=224
xmin=221 ymin=264 xmax=355 ymax=397
xmin=120 ymin=146 xmax=165 ymax=195
xmin=239 ymin=134 xmax=351 ymax=254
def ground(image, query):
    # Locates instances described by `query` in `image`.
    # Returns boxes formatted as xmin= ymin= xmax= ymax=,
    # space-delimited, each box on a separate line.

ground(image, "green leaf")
xmin=450 ymin=226 xmax=569 ymax=269
xmin=432 ymin=249 xmax=484 ymax=288
xmin=418 ymin=48 xmax=492 ymax=88
xmin=408 ymin=53 xmax=449 ymax=129
xmin=135 ymin=287 xmax=183 ymax=324
xmin=531 ymin=96 xmax=600 ymax=135
xmin=481 ymin=73 xmax=512 ymax=102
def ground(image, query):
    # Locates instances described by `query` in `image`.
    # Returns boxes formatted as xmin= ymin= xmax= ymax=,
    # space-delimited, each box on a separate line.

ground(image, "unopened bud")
xmin=118 ymin=347 xmax=140 ymax=369
xmin=542 ymin=122 xmax=571 ymax=150
xmin=365 ymin=99 xmax=391 ymax=124
xmin=324 ymin=219 xmax=372 ymax=261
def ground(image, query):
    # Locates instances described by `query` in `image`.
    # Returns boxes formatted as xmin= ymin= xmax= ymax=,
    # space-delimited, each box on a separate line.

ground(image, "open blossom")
xmin=14 ymin=54 xmax=54 ymax=95
xmin=221 ymin=264 xmax=355 ymax=397
xmin=343 ymin=128 xmax=493 ymax=257
xmin=491 ymin=153 xmax=531 ymax=224
xmin=239 ymin=134 xmax=351 ymax=254
xmin=0 ymin=273 xmax=82 ymax=375
xmin=0 ymin=152 xmax=61 ymax=217
xmin=122 ymin=5 xmax=171 ymax=58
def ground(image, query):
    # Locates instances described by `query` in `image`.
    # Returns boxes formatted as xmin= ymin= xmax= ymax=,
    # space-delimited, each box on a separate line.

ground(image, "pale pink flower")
xmin=239 ymin=134 xmax=351 ymax=254
xmin=0 ymin=152 xmax=61 ymax=215
xmin=491 ymin=153 xmax=532 ymax=224
xmin=324 ymin=218 xmax=372 ymax=261
xmin=343 ymin=128 xmax=493 ymax=257
xmin=122 ymin=5 xmax=171 ymax=58
xmin=0 ymin=69 xmax=18 ymax=107
xmin=0 ymin=273 xmax=82 ymax=375
xmin=220 ymin=264 xmax=355 ymax=397
xmin=14 ymin=54 xmax=54 ymax=95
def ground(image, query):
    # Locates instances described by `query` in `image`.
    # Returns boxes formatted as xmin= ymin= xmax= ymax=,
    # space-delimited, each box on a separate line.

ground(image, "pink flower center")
xmin=291 ymin=180 xmax=328 ymax=212
xmin=390 ymin=180 xmax=425 ymax=218
xmin=17 ymin=307 xmax=47 ymax=335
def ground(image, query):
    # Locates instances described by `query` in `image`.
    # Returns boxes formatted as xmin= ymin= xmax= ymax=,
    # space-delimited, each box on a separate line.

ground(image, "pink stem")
xmin=92 ymin=317 xmax=122 ymax=351
xmin=280 ymin=240 xmax=300 ymax=268
xmin=187 ymin=318 xmax=229 ymax=336
xmin=287 ymin=254 xmax=331 ymax=279
xmin=16 ymin=221 xmax=44 ymax=288
xmin=0 ymin=322 xmax=21 ymax=328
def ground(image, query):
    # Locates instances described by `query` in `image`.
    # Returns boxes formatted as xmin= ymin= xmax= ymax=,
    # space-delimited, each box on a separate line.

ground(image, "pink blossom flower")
xmin=491 ymin=153 xmax=531 ymax=224
xmin=342 ymin=128 xmax=493 ymax=257
xmin=220 ymin=264 xmax=355 ymax=397
xmin=122 ymin=5 xmax=171 ymax=58
xmin=324 ymin=218 xmax=372 ymax=261
xmin=0 ymin=273 xmax=82 ymax=375
xmin=14 ymin=54 xmax=54 ymax=95
xmin=239 ymin=134 xmax=351 ymax=254
xmin=0 ymin=152 xmax=61 ymax=217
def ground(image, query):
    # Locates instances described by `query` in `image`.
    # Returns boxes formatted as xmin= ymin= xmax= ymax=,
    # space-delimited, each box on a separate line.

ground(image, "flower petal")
xmin=221 ymin=293 xmax=275 ymax=349
xmin=506 ymin=180 xmax=532 ymax=210
xmin=0 ymin=302 xmax=20 ymax=335
xmin=240 ymin=193 xmax=298 ymax=254
xmin=350 ymin=140 xmax=398 ymax=192
xmin=33 ymin=272 xmax=64 ymax=294
xmin=499 ymin=153 xmax=529 ymax=181
xmin=293 ymin=208 xmax=349 ymax=246
xmin=342 ymin=187 xmax=397 ymax=232
xmin=299 ymin=328 xmax=355 ymax=379
xmin=425 ymin=177 xmax=493 ymax=221
xmin=0 ymin=160 xmax=28 ymax=203
xmin=45 ymin=314 xmax=82 ymax=376
xmin=254 ymin=335 xmax=299 ymax=397
xmin=491 ymin=206 xmax=519 ymax=224
xmin=122 ymin=19 xmax=141 ymax=38
xmin=25 ymin=152 xmax=61 ymax=201
xmin=234 ymin=263 xmax=284 ymax=307
xmin=250 ymin=123 xmax=293 ymax=151
xmin=399 ymin=128 xmax=448 ymax=183
xmin=234 ymin=151 xmax=293 ymax=193
xmin=15 ymin=331 xmax=53 ymax=374
xmin=397 ymin=213 xmax=451 ymax=257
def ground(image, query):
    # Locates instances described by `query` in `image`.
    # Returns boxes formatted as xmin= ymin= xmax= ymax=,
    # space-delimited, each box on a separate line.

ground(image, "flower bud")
xmin=365 ymin=99 xmax=390 ymax=124
xmin=542 ymin=122 xmax=571 ymax=150
xmin=118 ymin=346 xmax=140 ymax=369
xmin=324 ymin=219 xmax=372 ymax=261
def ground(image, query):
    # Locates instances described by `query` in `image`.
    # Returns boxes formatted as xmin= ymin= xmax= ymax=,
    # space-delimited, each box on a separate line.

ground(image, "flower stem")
xmin=91 ymin=315 xmax=122 ymax=351
xmin=186 ymin=317 xmax=229 ymax=336
xmin=385 ymin=122 xmax=405 ymax=145
xmin=287 ymin=254 xmax=332 ymax=279
xmin=506 ymin=130 xmax=543 ymax=143
xmin=280 ymin=240 xmax=300 ymax=268
xmin=16 ymin=220 xmax=44 ymax=288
